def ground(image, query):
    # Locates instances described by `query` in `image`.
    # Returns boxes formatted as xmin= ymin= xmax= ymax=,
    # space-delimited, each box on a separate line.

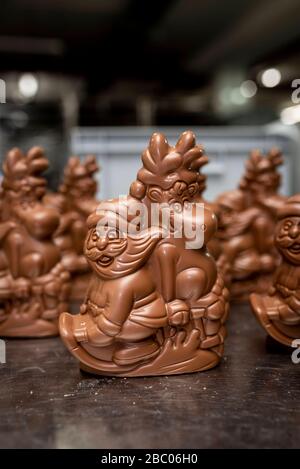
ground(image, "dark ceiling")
xmin=1 ymin=0 xmax=300 ymax=124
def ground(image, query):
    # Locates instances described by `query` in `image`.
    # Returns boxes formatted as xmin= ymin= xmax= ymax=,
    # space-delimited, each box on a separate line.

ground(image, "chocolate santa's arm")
xmin=252 ymin=214 xmax=274 ymax=254
xmin=156 ymin=242 xmax=178 ymax=302
xmin=101 ymin=284 xmax=135 ymax=332
xmin=203 ymin=206 xmax=218 ymax=245
xmin=4 ymin=230 xmax=33 ymax=298
xmin=82 ymin=285 xmax=135 ymax=346
xmin=0 ymin=221 xmax=17 ymax=297
xmin=219 ymin=235 xmax=243 ymax=262
xmin=71 ymin=218 xmax=86 ymax=254
xmin=155 ymin=242 xmax=190 ymax=325
xmin=0 ymin=220 xmax=16 ymax=242
xmin=265 ymin=282 xmax=300 ymax=324
xmin=54 ymin=211 xmax=77 ymax=236
xmin=267 ymin=300 xmax=300 ymax=325
xmin=285 ymin=290 xmax=300 ymax=316
xmin=5 ymin=230 xmax=23 ymax=278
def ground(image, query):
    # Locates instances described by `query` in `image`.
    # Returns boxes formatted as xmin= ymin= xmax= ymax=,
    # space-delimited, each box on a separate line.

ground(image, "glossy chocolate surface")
xmin=0 ymin=147 xmax=70 ymax=337
xmin=60 ymin=131 xmax=229 ymax=376
xmin=250 ymin=194 xmax=300 ymax=346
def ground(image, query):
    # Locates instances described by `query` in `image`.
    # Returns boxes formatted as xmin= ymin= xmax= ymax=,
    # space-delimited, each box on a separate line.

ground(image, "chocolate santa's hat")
xmin=277 ymin=194 xmax=300 ymax=219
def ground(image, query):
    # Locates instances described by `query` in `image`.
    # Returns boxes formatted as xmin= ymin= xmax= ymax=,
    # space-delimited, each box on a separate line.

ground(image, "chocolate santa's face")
xmin=275 ymin=216 xmax=300 ymax=264
xmin=84 ymin=221 xmax=164 ymax=280
xmin=146 ymin=181 xmax=199 ymax=204
xmin=218 ymin=205 xmax=236 ymax=230
xmin=84 ymin=227 xmax=128 ymax=274
xmin=217 ymin=191 xmax=245 ymax=231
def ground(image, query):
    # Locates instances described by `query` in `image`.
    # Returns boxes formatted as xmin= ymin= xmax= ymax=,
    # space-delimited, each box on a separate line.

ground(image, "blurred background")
xmin=0 ymin=0 xmax=300 ymax=196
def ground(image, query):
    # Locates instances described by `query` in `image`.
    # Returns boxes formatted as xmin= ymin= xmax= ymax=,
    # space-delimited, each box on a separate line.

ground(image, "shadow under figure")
xmin=250 ymin=195 xmax=300 ymax=347
xmin=59 ymin=131 xmax=229 ymax=376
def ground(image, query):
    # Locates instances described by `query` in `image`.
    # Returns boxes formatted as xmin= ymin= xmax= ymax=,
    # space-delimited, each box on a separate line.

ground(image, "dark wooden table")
xmin=0 ymin=303 xmax=299 ymax=449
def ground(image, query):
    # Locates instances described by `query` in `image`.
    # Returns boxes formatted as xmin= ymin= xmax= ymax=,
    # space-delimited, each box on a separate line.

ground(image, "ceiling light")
xmin=240 ymin=80 xmax=257 ymax=98
xmin=18 ymin=73 xmax=39 ymax=98
xmin=260 ymin=68 xmax=281 ymax=88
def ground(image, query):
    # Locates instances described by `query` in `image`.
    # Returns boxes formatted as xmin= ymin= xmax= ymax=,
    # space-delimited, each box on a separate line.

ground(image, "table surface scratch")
xmin=0 ymin=303 xmax=299 ymax=449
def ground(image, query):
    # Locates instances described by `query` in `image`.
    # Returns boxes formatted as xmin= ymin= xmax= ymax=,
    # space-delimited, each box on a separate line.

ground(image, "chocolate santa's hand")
xmin=73 ymin=326 xmax=89 ymax=342
xmin=14 ymin=277 xmax=31 ymax=299
xmin=72 ymin=307 xmax=114 ymax=346
xmin=166 ymin=299 xmax=190 ymax=326
xmin=190 ymin=274 xmax=228 ymax=321
xmin=286 ymin=293 xmax=300 ymax=316
xmin=80 ymin=303 xmax=88 ymax=315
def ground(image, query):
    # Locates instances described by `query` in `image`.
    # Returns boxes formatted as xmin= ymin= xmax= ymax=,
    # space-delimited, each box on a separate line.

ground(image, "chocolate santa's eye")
xmin=188 ymin=183 xmax=198 ymax=195
xmin=92 ymin=231 xmax=98 ymax=242
xmin=283 ymin=221 xmax=292 ymax=230
xmin=173 ymin=202 xmax=182 ymax=213
xmin=107 ymin=229 xmax=119 ymax=239
xmin=147 ymin=186 xmax=163 ymax=202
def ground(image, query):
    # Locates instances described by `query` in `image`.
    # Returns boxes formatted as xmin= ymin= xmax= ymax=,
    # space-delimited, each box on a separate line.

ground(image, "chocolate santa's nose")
xmin=97 ymin=237 xmax=108 ymax=250
xmin=289 ymin=224 xmax=299 ymax=239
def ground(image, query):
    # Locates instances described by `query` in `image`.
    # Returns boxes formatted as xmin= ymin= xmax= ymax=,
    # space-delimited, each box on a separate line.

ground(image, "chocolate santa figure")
xmin=0 ymin=147 xmax=70 ymax=337
xmin=216 ymin=148 xmax=286 ymax=300
xmin=43 ymin=155 xmax=99 ymax=302
xmin=250 ymin=195 xmax=300 ymax=346
xmin=59 ymin=131 xmax=229 ymax=377
xmin=193 ymin=150 xmax=221 ymax=259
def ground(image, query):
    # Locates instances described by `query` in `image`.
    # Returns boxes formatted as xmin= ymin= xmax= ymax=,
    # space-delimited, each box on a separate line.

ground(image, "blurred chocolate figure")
xmin=250 ymin=195 xmax=300 ymax=346
xmin=60 ymin=131 xmax=229 ymax=377
xmin=195 ymin=151 xmax=221 ymax=259
xmin=0 ymin=147 xmax=70 ymax=337
xmin=216 ymin=148 xmax=287 ymax=301
xmin=44 ymin=155 xmax=99 ymax=301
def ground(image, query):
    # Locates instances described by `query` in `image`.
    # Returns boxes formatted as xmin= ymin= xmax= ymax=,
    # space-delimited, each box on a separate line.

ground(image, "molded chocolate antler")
xmin=267 ymin=147 xmax=283 ymax=168
xmin=61 ymin=155 xmax=99 ymax=188
xmin=141 ymin=133 xmax=181 ymax=178
xmin=177 ymin=131 xmax=208 ymax=171
xmin=131 ymin=131 xmax=209 ymax=196
xmin=2 ymin=147 xmax=48 ymax=197
xmin=239 ymin=147 xmax=283 ymax=190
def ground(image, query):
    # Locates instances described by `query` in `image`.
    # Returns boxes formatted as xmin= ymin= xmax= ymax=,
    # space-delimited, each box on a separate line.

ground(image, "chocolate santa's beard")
xmin=86 ymin=241 xmax=127 ymax=262
xmin=276 ymin=236 xmax=300 ymax=249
